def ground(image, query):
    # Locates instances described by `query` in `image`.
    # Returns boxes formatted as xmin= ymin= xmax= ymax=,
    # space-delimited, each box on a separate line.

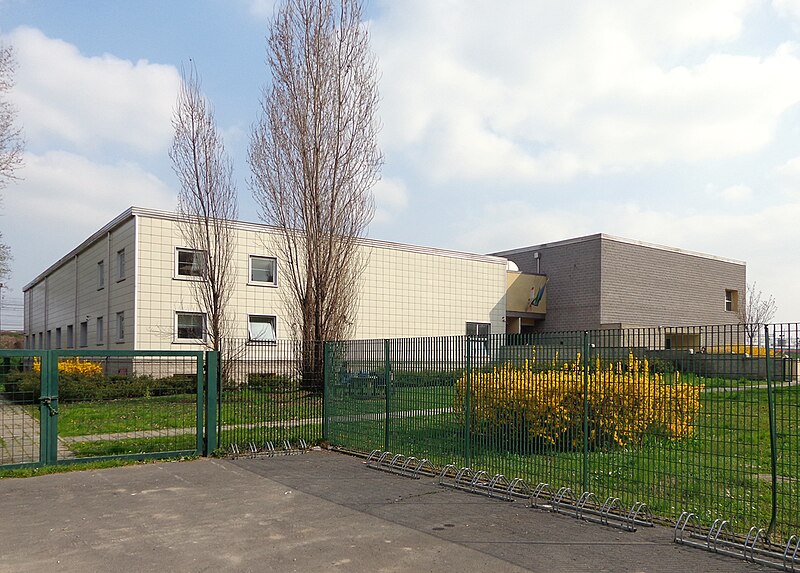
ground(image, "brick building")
xmin=494 ymin=234 xmax=746 ymax=333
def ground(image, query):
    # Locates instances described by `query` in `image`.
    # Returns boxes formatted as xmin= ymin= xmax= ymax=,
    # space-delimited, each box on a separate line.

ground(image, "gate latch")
xmin=39 ymin=396 xmax=59 ymax=416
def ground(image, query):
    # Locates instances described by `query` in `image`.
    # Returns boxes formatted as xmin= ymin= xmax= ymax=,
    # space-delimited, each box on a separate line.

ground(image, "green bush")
xmin=392 ymin=370 xmax=461 ymax=387
xmin=248 ymin=372 xmax=293 ymax=391
xmin=1 ymin=371 xmax=198 ymax=403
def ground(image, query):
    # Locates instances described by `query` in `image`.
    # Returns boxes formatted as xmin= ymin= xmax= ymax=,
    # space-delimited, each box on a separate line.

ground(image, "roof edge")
xmin=493 ymin=232 xmax=745 ymax=266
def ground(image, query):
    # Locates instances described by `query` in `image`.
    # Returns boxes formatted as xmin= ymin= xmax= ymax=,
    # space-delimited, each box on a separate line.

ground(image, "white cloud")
xmin=5 ymin=151 xmax=175 ymax=284
xmin=247 ymin=0 xmax=278 ymax=19
xmin=5 ymin=26 xmax=180 ymax=156
xmin=371 ymin=176 xmax=408 ymax=224
xmin=773 ymin=0 xmax=800 ymax=23
xmin=718 ymin=184 xmax=753 ymax=202
xmin=373 ymin=1 xmax=800 ymax=185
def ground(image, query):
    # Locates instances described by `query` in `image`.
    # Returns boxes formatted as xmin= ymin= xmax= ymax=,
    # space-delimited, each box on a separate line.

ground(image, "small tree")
xmin=170 ymin=63 xmax=238 ymax=352
xmin=249 ymin=0 xmax=382 ymax=390
xmin=738 ymin=281 xmax=777 ymax=352
xmin=0 ymin=44 xmax=24 ymax=282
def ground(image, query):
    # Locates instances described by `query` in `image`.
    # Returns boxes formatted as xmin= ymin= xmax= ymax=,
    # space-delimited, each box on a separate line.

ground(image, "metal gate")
xmin=0 ymin=349 xmax=218 ymax=470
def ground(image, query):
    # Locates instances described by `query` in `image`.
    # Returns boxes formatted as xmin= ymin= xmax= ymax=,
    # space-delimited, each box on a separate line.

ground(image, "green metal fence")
xmin=323 ymin=324 xmax=800 ymax=543
xmin=218 ymin=339 xmax=322 ymax=449
xmin=0 ymin=349 xmax=219 ymax=470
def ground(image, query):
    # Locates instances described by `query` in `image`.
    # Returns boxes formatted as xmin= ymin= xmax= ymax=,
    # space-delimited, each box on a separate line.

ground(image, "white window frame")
xmin=247 ymin=314 xmax=278 ymax=343
xmin=116 ymin=311 xmax=125 ymax=342
xmin=175 ymin=311 xmax=206 ymax=343
xmin=175 ymin=248 xmax=206 ymax=280
xmin=725 ymin=289 xmax=738 ymax=312
xmin=248 ymin=255 xmax=278 ymax=287
xmin=117 ymin=248 xmax=126 ymax=281
xmin=97 ymin=260 xmax=105 ymax=290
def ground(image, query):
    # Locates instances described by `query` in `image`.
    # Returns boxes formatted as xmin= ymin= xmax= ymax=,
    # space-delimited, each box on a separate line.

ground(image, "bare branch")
xmin=249 ymin=0 xmax=382 ymax=389
xmin=738 ymin=281 xmax=777 ymax=348
xmin=170 ymin=62 xmax=239 ymax=352
xmin=0 ymin=43 xmax=24 ymax=282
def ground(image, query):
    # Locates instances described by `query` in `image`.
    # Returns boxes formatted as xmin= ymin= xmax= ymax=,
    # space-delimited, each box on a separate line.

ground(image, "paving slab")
xmin=0 ymin=451 xmax=769 ymax=572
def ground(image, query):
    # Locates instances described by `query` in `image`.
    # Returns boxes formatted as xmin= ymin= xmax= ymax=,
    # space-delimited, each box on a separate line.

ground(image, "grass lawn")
xmin=327 ymin=381 xmax=800 ymax=542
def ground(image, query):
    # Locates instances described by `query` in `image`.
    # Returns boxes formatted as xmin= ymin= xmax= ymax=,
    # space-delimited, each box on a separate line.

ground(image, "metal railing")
xmin=323 ymin=324 xmax=800 ymax=544
xmin=0 ymin=349 xmax=216 ymax=470
xmin=218 ymin=339 xmax=322 ymax=450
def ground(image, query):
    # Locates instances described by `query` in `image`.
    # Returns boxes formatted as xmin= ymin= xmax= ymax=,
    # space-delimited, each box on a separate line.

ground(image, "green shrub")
xmin=248 ymin=372 xmax=293 ymax=391
xmin=1 ymin=371 xmax=198 ymax=402
xmin=393 ymin=370 xmax=461 ymax=387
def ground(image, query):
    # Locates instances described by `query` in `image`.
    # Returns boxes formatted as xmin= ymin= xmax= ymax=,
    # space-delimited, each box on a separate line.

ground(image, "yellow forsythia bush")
xmin=455 ymin=353 xmax=702 ymax=449
xmin=32 ymin=357 xmax=103 ymax=377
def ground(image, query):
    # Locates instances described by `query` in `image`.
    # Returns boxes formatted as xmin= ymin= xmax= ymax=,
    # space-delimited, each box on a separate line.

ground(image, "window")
xmin=248 ymin=315 xmax=277 ymax=342
xmin=117 ymin=249 xmax=126 ymax=281
xmin=46 ymin=330 xmax=52 ymax=349
xmin=38 ymin=332 xmax=43 ymax=349
xmin=725 ymin=289 xmax=739 ymax=312
xmin=96 ymin=316 xmax=104 ymax=345
xmin=66 ymin=324 xmax=74 ymax=348
xmin=466 ymin=322 xmax=490 ymax=337
xmin=116 ymin=311 xmax=125 ymax=341
xmin=79 ymin=322 xmax=88 ymax=347
xmin=176 ymin=248 xmax=205 ymax=278
xmin=55 ymin=327 xmax=62 ymax=349
xmin=97 ymin=260 xmax=105 ymax=289
xmin=249 ymin=255 xmax=277 ymax=286
xmin=176 ymin=312 xmax=205 ymax=342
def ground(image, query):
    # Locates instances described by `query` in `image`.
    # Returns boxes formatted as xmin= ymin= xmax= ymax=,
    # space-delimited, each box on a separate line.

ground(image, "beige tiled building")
xmin=23 ymin=208 xmax=747 ymax=351
xmin=23 ymin=207 xmax=513 ymax=351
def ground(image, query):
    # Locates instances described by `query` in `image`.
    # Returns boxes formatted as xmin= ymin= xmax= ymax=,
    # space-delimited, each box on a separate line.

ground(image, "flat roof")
xmin=493 ymin=232 xmax=745 ymax=266
xmin=24 ymin=207 xmax=508 ymax=291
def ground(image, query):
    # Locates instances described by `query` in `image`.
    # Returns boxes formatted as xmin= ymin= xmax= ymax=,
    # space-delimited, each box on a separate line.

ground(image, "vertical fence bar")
xmin=582 ymin=330 xmax=589 ymax=493
xmin=322 ymin=342 xmax=330 ymax=442
xmin=465 ymin=336 xmax=472 ymax=468
xmin=204 ymin=351 xmax=218 ymax=455
xmin=384 ymin=339 xmax=391 ymax=452
xmin=45 ymin=350 xmax=58 ymax=465
xmin=765 ymin=325 xmax=778 ymax=539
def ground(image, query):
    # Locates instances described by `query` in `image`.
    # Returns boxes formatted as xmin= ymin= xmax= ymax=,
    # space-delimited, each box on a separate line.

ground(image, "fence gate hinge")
xmin=39 ymin=396 xmax=59 ymax=416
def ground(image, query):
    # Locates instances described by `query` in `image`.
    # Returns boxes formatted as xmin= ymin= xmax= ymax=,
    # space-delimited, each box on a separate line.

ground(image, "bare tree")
xmin=170 ymin=63 xmax=238 ymax=352
xmin=0 ymin=44 xmax=24 ymax=282
xmin=738 ymin=281 xmax=777 ymax=352
xmin=249 ymin=0 xmax=382 ymax=389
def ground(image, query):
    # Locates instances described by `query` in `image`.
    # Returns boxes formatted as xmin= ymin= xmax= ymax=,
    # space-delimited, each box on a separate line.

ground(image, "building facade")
xmin=494 ymin=234 xmax=746 ymax=333
xmin=23 ymin=208 xmax=509 ymax=351
xmin=24 ymin=210 xmax=747 ymax=350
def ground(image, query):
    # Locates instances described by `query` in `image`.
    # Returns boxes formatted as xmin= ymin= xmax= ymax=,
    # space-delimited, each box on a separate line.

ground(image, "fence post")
xmin=384 ymin=339 xmax=391 ymax=452
xmin=582 ymin=331 xmax=589 ymax=493
xmin=322 ymin=342 xmax=330 ymax=442
xmin=39 ymin=351 xmax=58 ymax=465
xmin=465 ymin=336 xmax=472 ymax=468
xmin=204 ymin=351 xmax=219 ymax=456
xmin=765 ymin=325 xmax=778 ymax=540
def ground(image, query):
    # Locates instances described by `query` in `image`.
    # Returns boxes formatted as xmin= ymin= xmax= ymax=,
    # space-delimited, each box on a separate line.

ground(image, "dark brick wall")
xmin=498 ymin=237 xmax=603 ymax=331
xmin=494 ymin=235 xmax=746 ymax=331
xmin=600 ymin=239 xmax=745 ymax=327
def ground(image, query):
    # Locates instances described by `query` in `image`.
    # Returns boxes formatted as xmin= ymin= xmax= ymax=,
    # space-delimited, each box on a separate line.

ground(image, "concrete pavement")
xmin=0 ymin=452 xmax=768 ymax=572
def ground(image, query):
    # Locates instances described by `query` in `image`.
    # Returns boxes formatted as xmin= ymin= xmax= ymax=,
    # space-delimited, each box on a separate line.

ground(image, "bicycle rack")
xmin=365 ymin=450 xmax=436 ymax=479
xmin=226 ymin=439 xmax=308 ymax=459
xmin=527 ymin=485 xmax=652 ymax=532
xmin=674 ymin=511 xmax=800 ymax=571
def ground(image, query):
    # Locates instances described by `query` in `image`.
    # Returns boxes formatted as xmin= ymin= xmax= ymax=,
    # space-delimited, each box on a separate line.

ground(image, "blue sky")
xmin=2 ymin=0 xmax=800 ymax=329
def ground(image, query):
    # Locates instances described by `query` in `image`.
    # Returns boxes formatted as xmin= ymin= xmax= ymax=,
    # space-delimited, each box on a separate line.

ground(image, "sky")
xmin=2 ymin=0 xmax=800 ymax=330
